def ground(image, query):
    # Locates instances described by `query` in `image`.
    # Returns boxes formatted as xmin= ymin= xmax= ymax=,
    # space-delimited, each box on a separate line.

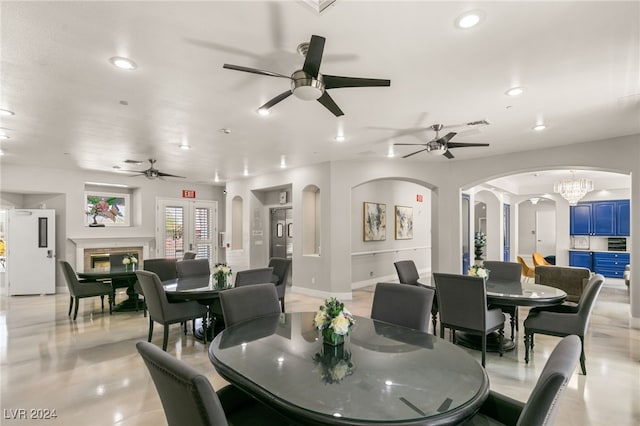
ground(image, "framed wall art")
xmin=85 ymin=192 xmax=130 ymax=227
xmin=395 ymin=205 xmax=413 ymax=240
xmin=363 ymin=202 xmax=386 ymax=241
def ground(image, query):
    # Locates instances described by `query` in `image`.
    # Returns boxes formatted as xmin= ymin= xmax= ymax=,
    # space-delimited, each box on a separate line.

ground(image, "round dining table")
xmin=162 ymin=275 xmax=233 ymax=341
xmin=209 ymin=312 xmax=490 ymax=426
xmin=78 ymin=266 xmax=140 ymax=312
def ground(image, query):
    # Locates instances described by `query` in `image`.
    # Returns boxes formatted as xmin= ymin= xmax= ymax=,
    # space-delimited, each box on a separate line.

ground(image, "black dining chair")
xmin=136 ymin=270 xmax=208 ymax=350
xmin=60 ymin=260 xmax=113 ymax=320
xmin=176 ymin=259 xmax=210 ymax=278
xmin=371 ymin=282 xmax=435 ymax=333
xmin=433 ymin=272 xmax=505 ymax=367
xmin=524 ymin=274 xmax=604 ymax=375
xmin=135 ymin=258 xmax=178 ymax=317
xmin=136 ymin=341 xmax=292 ymax=426
xmin=463 ymin=335 xmax=582 ymax=426
xmin=182 ymin=251 xmax=197 ymax=260
xmin=234 ymin=267 xmax=274 ymax=287
xmin=394 ymin=260 xmax=438 ymax=334
xmin=219 ymin=283 xmax=281 ymax=328
xmin=483 ymin=260 xmax=522 ymax=340
xmin=268 ymin=257 xmax=292 ymax=312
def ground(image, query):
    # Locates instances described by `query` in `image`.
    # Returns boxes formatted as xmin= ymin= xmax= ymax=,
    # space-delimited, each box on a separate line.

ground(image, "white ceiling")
xmin=1 ymin=1 xmax=638 ymax=185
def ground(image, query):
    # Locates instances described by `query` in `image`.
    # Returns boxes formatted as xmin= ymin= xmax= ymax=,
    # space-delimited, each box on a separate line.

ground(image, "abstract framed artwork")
xmin=85 ymin=192 xmax=130 ymax=227
xmin=395 ymin=205 xmax=413 ymax=240
xmin=363 ymin=202 xmax=386 ymax=241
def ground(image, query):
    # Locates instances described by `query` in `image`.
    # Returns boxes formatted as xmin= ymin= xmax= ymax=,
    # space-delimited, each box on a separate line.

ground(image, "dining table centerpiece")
xmin=313 ymin=297 xmax=355 ymax=347
xmin=212 ymin=263 xmax=232 ymax=288
xmin=468 ymin=264 xmax=490 ymax=280
xmin=122 ymin=254 xmax=138 ymax=271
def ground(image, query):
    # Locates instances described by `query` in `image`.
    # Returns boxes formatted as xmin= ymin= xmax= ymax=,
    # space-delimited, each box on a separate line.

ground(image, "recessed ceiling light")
xmin=506 ymin=86 xmax=524 ymax=96
xmin=335 ymin=135 xmax=345 ymax=142
xmin=179 ymin=144 xmax=191 ymax=150
xmin=0 ymin=109 xmax=15 ymax=116
xmin=214 ymin=172 xmax=220 ymax=183
xmin=533 ymin=123 xmax=547 ymax=131
xmin=280 ymin=157 xmax=287 ymax=168
xmin=0 ymin=149 xmax=4 ymax=156
xmin=243 ymin=168 xmax=249 ymax=176
xmin=0 ymin=134 xmax=9 ymax=140
xmin=387 ymin=146 xmax=395 ymax=158
xmin=257 ymin=108 xmax=270 ymax=116
xmin=109 ymin=56 xmax=137 ymax=70
xmin=456 ymin=10 xmax=484 ymax=29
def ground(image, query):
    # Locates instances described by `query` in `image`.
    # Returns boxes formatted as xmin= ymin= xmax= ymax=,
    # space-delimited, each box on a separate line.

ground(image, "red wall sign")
xmin=416 ymin=194 xmax=423 ymax=202
xmin=182 ymin=190 xmax=196 ymax=199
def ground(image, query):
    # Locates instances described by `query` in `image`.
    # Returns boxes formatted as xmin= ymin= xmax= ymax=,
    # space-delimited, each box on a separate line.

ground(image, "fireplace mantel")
xmin=69 ymin=236 xmax=154 ymax=272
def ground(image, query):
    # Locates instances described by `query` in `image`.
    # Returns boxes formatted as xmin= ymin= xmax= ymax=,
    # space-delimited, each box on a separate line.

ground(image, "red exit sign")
xmin=416 ymin=194 xmax=423 ymax=202
xmin=182 ymin=190 xmax=196 ymax=199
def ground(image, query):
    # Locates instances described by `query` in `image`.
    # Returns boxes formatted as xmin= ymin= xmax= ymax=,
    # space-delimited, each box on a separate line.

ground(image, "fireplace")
xmin=69 ymin=237 xmax=153 ymax=272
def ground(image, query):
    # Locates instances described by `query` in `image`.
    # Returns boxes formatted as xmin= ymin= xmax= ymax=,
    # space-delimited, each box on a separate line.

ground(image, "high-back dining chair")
xmin=268 ymin=257 xmax=292 ymax=312
xmin=176 ymin=259 xmax=210 ymax=278
xmin=433 ymin=272 xmax=505 ymax=367
xmin=219 ymin=283 xmax=281 ymax=328
xmin=517 ymin=256 xmax=535 ymax=282
xmin=465 ymin=335 xmax=582 ymax=426
xmin=524 ymin=274 xmax=604 ymax=375
xmin=135 ymin=258 xmax=178 ymax=317
xmin=182 ymin=251 xmax=197 ymax=260
xmin=234 ymin=267 xmax=274 ymax=287
xmin=394 ymin=260 xmax=439 ymax=334
xmin=532 ymin=252 xmax=551 ymax=267
xmin=136 ymin=341 xmax=291 ymax=426
xmin=60 ymin=260 xmax=113 ymax=320
xmin=371 ymin=282 xmax=435 ymax=333
xmin=135 ymin=270 xmax=208 ymax=350
xmin=483 ymin=261 xmax=523 ymax=339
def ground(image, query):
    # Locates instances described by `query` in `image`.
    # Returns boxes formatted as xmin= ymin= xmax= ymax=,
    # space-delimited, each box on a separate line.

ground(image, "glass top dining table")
xmin=209 ymin=312 xmax=489 ymax=425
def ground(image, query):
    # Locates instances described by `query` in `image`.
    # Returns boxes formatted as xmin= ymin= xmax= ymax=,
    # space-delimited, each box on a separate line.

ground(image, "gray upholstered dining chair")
xmin=219 ymin=283 xmax=281 ymax=328
xmin=394 ymin=260 xmax=439 ymax=334
xmin=483 ymin=260 xmax=522 ymax=340
xmin=234 ymin=267 xmax=274 ymax=287
xmin=136 ymin=258 xmax=178 ymax=317
xmin=371 ymin=282 xmax=435 ymax=333
xmin=136 ymin=341 xmax=292 ymax=426
xmin=60 ymin=260 xmax=113 ymax=320
xmin=433 ymin=272 xmax=505 ymax=367
xmin=176 ymin=259 xmax=210 ymax=278
xmin=524 ymin=274 xmax=604 ymax=375
xmin=135 ymin=270 xmax=208 ymax=350
xmin=268 ymin=257 xmax=292 ymax=312
xmin=182 ymin=251 xmax=197 ymax=260
xmin=463 ymin=335 xmax=582 ymax=426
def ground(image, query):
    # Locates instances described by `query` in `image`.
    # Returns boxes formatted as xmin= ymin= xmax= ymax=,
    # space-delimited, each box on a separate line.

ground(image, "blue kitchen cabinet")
xmin=592 ymin=201 xmax=616 ymax=236
xmin=593 ymin=252 xmax=629 ymax=278
xmin=570 ymin=204 xmax=592 ymax=235
xmin=569 ymin=251 xmax=593 ymax=270
xmin=616 ymin=199 xmax=630 ymax=236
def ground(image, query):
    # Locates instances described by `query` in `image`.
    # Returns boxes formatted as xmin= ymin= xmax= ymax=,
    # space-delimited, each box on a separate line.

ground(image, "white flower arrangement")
xmin=468 ymin=264 xmax=490 ymax=279
xmin=212 ymin=263 xmax=232 ymax=281
xmin=313 ymin=297 xmax=355 ymax=337
xmin=122 ymin=254 xmax=138 ymax=265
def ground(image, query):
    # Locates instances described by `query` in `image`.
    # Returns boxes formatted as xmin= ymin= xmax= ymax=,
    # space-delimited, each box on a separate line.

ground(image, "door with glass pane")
xmin=156 ymin=199 xmax=217 ymax=265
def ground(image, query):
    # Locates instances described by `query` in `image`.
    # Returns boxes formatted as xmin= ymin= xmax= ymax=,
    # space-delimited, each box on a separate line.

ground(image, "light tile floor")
xmin=0 ymin=282 xmax=638 ymax=425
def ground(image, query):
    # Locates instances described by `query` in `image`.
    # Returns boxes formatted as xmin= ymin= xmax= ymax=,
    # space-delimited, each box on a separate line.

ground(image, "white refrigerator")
xmin=7 ymin=209 xmax=56 ymax=295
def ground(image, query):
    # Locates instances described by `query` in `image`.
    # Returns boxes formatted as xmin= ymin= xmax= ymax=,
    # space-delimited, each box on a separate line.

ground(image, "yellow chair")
xmin=532 ymin=252 xmax=551 ymax=267
xmin=517 ymin=256 xmax=536 ymax=282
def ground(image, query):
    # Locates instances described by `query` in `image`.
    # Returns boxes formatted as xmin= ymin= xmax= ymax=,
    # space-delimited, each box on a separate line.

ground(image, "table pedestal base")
xmin=455 ymin=331 xmax=515 ymax=353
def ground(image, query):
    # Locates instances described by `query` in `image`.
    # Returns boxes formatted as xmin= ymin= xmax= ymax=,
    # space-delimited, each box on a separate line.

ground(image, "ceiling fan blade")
xmin=446 ymin=142 xmax=490 ymax=149
xmin=157 ymin=172 xmax=186 ymax=178
xmin=317 ymin=92 xmax=344 ymax=117
xmin=393 ymin=143 xmax=427 ymax=146
xmin=436 ymin=132 xmax=457 ymax=144
xmin=443 ymin=150 xmax=455 ymax=159
xmin=223 ymin=64 xmax=291 ymax=79
xmin=323 ymin=74 xmax=391 ymax=89
xmin=259 ymin=90 xmax=293 ymax=111
xmin=402 ymin=149 xmax=428 ymax=158
xmin=303 ymin=35 xmax=325 ymax=79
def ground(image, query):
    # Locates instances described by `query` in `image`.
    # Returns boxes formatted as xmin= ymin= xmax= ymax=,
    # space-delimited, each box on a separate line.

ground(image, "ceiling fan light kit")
xmin=394 ymin=123 xmax=490 ymax=159
xmin=124 ymin=159 xmax=185 ymax=179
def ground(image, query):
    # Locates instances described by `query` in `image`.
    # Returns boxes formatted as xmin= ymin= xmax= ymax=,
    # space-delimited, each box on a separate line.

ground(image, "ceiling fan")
xmin=222 ymin=35 xmax=391 ymax=117
xmin=124 ymin=159 xmax=185 ymax=179
xmin=394 ymin=124 xmax=490 ymax=159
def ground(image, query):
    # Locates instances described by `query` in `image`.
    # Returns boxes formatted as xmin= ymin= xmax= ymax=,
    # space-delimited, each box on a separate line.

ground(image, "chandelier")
xmin=553 ymin=172 xmax=594 ymax=205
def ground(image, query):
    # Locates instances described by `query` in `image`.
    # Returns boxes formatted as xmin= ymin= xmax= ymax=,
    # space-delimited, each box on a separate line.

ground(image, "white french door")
xmin=156 ymin=199 xmax=218 ymax=265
